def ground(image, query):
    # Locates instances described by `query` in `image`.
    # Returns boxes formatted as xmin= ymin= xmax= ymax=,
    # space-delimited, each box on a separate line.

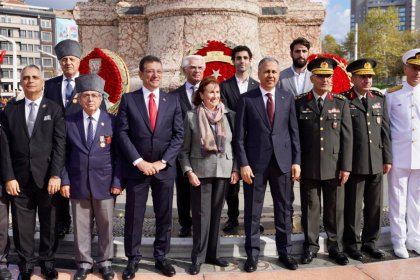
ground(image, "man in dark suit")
xmin=1 ymin=65 xmax=66 ymax=280
xmin=117 ymin=56 xmax=183 ymax=279
xmin=220 ymin=45 xmax=259 ymax=233
xmin=170 ymin=54 xmax=205 ymax=237
xmin=60 ymin=74 xmax=121 ymax=280
xmin=342 ymin=59 xmax=392 ymax=261
xmin=295 ymin=57 xmax=353 ymax=266
xmin=0 ymin=120 xmax=12 ymax=280
xmin=235 ymin=57 xmax=301 ymax=272
xmin=278 ymin=37 xmax=313 ymax=96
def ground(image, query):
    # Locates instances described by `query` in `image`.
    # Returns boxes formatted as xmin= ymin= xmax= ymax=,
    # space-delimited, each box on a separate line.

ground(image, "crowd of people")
xmin=0 ymin=38 xmax=419 ymax=280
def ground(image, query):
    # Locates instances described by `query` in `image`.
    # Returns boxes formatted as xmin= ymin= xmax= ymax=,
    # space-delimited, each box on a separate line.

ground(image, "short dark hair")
xmin=231 ymin=45 xmax=253 ymax=61
xmin=192 ymin=77 xmax=220 ymax=106
xmin=139 ymin=55 xmax=162 ymax=72
xmin=290 ymin=37 xmax=311 ymax=52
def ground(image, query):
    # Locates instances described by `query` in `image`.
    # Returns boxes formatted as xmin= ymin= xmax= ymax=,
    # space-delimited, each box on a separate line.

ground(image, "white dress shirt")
xmin=25 ymin=95 xmax=43 ymax=122
xmin=185 ymin=81 xmax=199 ymax=107
xmin=290 ymin=66 xmax=310 ymax=95
xmin=61 ymin=73 xmax=80 ymax=106
xmin=142 ymin=86 xmax=160 ymax=115
xmin=235 ymin=75 xmax=249 ymax=94
xmin=259 ymin=86 xmax=276 ymax=110
xmin=82 ymin=109 xmax=101 ymax=142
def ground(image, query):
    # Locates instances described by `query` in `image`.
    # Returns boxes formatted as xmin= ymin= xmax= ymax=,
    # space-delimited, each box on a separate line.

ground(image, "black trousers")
xmin=10 ymin=178 xmax=57 ymax=270
xmin=175 ymin=160 xmax=192 ymax=229
xmin=300 ymin=178 xmax=345 ymax=253
xmin=190 ymin=178 xmax=227 ymax=263
xmin=124 ymin=177 xmax=174 ymax=262
xmin=225 ymin=182 xmax=239 ymax=221
xmin=344 ymin=173 xmax=383 ymax=251
xmin=244 ymin=157 xmax=292 ymax=257
xmin=0 ymin=196 xmax=9 ymax=268
xmin=55 ymin=195 xmax=71 ymax=230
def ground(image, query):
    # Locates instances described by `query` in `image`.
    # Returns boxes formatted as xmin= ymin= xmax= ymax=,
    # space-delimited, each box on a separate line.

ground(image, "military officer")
xmin=296 ymin=57 xmax=353 ymax=266
xmin=386 ymin=48 xmax=420 ymax=259
xmin=342 ymin=59 xmax=392 ymax=261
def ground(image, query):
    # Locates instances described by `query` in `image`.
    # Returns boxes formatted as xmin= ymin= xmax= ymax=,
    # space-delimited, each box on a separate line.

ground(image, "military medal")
xmin=100 ymin=136 xmax=106 ymax=148
xmin=376 ymin=117 xmax=381 ymax=124
xmin=332 ymin=121 xmax=338 ymax=129
xmin=72 ymin=94 xmax=78 ymax=104
xmin=105 ymin=135 xmax=112 ymax=144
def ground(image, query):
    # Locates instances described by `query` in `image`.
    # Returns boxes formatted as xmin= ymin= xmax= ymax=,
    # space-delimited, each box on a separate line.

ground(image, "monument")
xmin=73 ymin=0 xmax=325 ymax=90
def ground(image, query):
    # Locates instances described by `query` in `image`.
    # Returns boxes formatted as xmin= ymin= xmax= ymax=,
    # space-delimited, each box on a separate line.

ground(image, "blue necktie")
xmin=65 ymin=79 xmax=73 ymax=102
xmin=87 ymin=116 xmax=94 ymax=148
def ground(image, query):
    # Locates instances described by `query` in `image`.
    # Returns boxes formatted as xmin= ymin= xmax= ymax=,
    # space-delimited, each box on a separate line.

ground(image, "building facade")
xmin=351 ymin=0 xmax=419 ymax=31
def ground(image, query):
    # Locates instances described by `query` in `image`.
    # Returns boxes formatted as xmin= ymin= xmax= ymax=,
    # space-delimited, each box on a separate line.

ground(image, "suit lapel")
xmin=91 ymin=111 xmax=106 ymax=152
xmin=17 ymin=100 xmax=30 ymax=139
xmin=180 ymin=84 xmax=192 ymax=111
xmin=254 ymin=89 xmax=271 ymax=129
xmin=31 ymin=97 xmax=47 ymax=137
xmin=272 ymin=90 xmax=284 ymax=130
xmin=321 ymin=94 xmax=334 ymax=118
xmin=351 ymin=96 xmax=366 ymax=112
xmin=307 ymin=94 xmax=319 ymax=115
xmin=76 ymin=111 xmax=87 ymax=148
xmin=133 ymin=90 xmax=152 ymax=133
xmin=228 ymin=78 xmax=240 ymax=104
xmin=155 ymin=92 xmax=169 ymax=132
xmin=287 ymin=75 xmax=297 ymax=95
xmin=247 ymin=78 xmax=258 ymax=91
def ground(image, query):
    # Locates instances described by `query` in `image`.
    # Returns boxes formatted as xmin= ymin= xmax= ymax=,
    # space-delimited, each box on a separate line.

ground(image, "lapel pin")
xmin=101 ymin=122 xmax=104 ymax=126
xmin=163 ymin=97 xmax=166 ymax=102
xmin=42 ymin=104 xmax=46 ymax=108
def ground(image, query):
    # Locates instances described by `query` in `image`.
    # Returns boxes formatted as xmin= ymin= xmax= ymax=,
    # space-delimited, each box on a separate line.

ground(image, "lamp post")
xmin=0 ymin=34 xmax=18 ymax=93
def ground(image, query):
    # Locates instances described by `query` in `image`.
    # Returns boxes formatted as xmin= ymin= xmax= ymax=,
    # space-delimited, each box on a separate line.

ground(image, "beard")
xmin=292 ymin=57 xmax=307 ymax=69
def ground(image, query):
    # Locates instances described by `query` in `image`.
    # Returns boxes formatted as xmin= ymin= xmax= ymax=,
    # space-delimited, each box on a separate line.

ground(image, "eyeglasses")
xmin=80 ymin=93 xmax=102 ymax=99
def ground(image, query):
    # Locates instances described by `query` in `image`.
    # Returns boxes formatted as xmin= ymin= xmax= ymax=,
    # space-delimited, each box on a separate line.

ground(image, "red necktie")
xmin=149 ymin=92 xmax=157 ymax=132
xmin=266 ymin=92 xmax=275 ymax=126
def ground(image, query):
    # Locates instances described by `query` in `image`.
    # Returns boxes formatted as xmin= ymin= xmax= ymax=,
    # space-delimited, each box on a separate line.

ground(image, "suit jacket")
xmin=170 ymin=83 xmax=193 ymax=120
xmin=295 ymin=91 xmax=353 ymax=180
xmin=220 ymin=75 xmax=259 ymax=111
xmin=116 ymin=89 xmax=184 ymax=180
xmin=342 ymin=88 xmax=392 ymax=175
xmin=0 ymin=116 xmax=6 ymax=197
xmin=1 ymin=97 xmax=66 ymax=189
xmin=44 ymin=75 xmax=107 ymax=116
xmin=234 ymin=87 xmax=301 ymax=173
xmin=179 ymin=109 xmax=237 ymax=178
xmin=278 ymin=67 xmax=313 ymax=96
xmin=61 ymin=110 xmax=121 ymax=200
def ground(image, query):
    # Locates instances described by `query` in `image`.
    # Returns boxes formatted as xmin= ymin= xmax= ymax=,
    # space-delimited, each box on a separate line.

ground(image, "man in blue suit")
xmin=60 ymin=74 xmax=121 ymax=280
xmin=116 ymin=55 xmax=184 ymax=279
xmin=235 ymin=57 xmax=301 ymax=272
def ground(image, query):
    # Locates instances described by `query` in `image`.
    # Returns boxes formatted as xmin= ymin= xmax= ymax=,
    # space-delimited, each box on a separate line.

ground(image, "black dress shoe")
xmin=301 ymin=251 xmax=317 ymax=264
xmin=347 ymin=249 xmax=364 ymax=261
xmin=189 ymin=262 xmax=201 ymax=275
xmin=278 ymin=254 xmax=298 ymax=270
xmin=244 ymin=256 xmax=258 ymax=273
xmin=73 ymin=268 xmax=92 ymax=280
xmin=178 ymin=226 xmax=191 ymax=237
xmin=122 ymin=260 xmax=140 ymax=280
xmin=0 ymin=268 xmax=12 ymax=280
xmin=18 ymin=269 xmax=33 ymax=280
xmin=205 ymin=258 xmax=229 ymax=267
xmin=57 ymin=226 xmax=70 ymax=238
xmin=223 ymin=219 xmax=239 ymax=233
xmin=329 ymin=251 xmax=349 ymax=265
xmin=155 ymin=259 xmax=176 ymax=277
xmin=99 ymin=266 xmax=114 ymax=280
xmin=361 ymin=245 xmax=385 ymax=259
xmin=259 ymin=224 xmax=265 ymax=233
xmin=40 ymin=265 xmax=58 ymax=280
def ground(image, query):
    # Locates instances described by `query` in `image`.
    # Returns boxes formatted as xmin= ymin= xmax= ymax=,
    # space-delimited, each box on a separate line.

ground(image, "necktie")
xmin=65 ymin=79 xmax=73 ymax=102
xmin=361 ymin=96 xmax=367 ymax=110
xmin=149 ymin=92 xmax=157 ymax=132
xmin=317 ymin=97 xmax=324 ymax=112
xmin=87 ymin=116 xmax=94 ymax=148
xmin=266 ymin=92 xmax=275 ymax=126
xmin=190 ymin=85 xmax=197 ymax=106
xmin=27 ymin=102 xmax=36 ymax=136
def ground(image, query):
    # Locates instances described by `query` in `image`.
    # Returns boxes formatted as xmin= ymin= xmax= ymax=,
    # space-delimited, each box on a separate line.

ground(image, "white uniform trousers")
xmin=388 ymin=167 xmax=420 ymax=248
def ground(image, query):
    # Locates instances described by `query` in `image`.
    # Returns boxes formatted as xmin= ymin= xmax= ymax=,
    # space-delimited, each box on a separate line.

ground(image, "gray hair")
xmin=20 ymin=64 xmax=42 ymax=79
xmin=181 ymin=55 xmax=206 ymax=69
xmin=258 ymin=57 xmax=280 ymax=71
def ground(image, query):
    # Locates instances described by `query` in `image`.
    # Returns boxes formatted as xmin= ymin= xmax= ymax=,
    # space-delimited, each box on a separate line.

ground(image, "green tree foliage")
xmin=322 ymin=34 xmax=344 ymax=57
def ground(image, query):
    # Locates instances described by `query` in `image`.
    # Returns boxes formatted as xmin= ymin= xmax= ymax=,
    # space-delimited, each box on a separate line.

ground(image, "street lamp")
xmin=0 ymin=34 xmax=18 ymax=92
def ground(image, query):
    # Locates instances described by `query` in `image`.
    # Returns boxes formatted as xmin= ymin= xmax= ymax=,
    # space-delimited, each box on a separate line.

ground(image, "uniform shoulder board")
xmin=295 ymin=93 xmax=307 ymax=100
xmin=333 ymin=94 xmax=346 ymax=100
xmin=371 ymin=90 xmax=384 ymax=97
xmin=386 ymin=85 xmax=403 ymax=94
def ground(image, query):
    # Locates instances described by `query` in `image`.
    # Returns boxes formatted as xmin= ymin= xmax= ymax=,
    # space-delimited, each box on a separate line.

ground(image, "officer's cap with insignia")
xmin=75 ymin=74 xmax=105 ymax=96
xmin=402 ymin=48 xmax=420 ymax=65
xmin=307 ymin=57 xmax=337 ymax=75
xmin=54 ymin=39 xmax=82 ymax=60
xmin=346 ymin=58 xmax=376 ymax=76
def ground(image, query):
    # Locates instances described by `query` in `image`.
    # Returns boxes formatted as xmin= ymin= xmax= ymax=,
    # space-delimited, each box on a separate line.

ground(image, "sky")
xmin=26 ymin=0 xmax=350 ymax=42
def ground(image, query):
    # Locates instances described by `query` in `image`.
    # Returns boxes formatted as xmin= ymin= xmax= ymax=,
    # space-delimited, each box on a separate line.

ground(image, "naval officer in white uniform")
xmin=385 ymin=48 xmax=420 ymax=259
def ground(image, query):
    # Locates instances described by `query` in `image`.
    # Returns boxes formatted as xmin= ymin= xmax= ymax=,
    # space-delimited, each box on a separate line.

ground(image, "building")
xmin=351 ymin=0 xmax=419 ymax=31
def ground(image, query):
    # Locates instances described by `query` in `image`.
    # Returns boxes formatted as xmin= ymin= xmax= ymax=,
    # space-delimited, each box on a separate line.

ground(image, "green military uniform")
xmin=342 ymin=60 xmax=392 ymax=257
xmin=296 ymin=90 xmax=353 ymax=254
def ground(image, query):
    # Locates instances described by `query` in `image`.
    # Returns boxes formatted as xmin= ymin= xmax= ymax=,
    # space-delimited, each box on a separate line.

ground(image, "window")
xmin=0 ymin=42 xmax=12 ymax=51
xmin=27 ymin=45 xmax=33 ymax=52
xmin=41 ymin=19 xmax=51 ymax=29
xmin=35 ymin=58 xmax=40 ymax=66
xmin=20 ymin=30 xmax=26 ymax=38
xmin=21 ymin=44 xmax=27 ymax=52
xmin=21 ymin=57 xmax=28 ymax=65
xmin=33 ymin=31 xmax=39 ymax=39
xmin=1 ymin=28 xmax=13 ymax=37
xmin=42 ymin=45 xmax=52 ymax=53
xmin=28 ymin=58 xmax=34 ymax=65
xmin=2 ymin=56 xmax=13 ymax=65
xmin=27 ymin=31 xmax=33 ymax=38
xmin=41 ymin=31 xmax=52 ymax=42
xmin=42 ymin=58 xmax=53 ymax=67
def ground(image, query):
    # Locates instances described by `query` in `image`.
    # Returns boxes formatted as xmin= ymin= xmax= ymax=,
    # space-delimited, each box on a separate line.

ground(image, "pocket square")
xmin=43 ymin=115 xmax=51 ymax=121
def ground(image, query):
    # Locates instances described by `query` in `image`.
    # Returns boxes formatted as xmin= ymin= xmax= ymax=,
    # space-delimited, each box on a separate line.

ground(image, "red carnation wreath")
xmin=308 ymin=53 xmax=351 ymax=94
xmin=192 ymin=40 xmax=236 ymax=82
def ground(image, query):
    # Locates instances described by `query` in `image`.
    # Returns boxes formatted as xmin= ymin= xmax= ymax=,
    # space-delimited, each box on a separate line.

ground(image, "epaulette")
xmin=333 ymin=94 xmax=346 ymax=100
xmin=386 ymin=85 xmax=403 ymax=94
xmin=370 ymin=89 xmax=384 ymax=97
xmin=295 ymin=93 xmax=307 ymax=100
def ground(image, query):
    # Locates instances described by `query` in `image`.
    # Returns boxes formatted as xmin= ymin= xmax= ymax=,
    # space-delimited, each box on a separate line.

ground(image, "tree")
xmin=321 ymin=35 xmax=344 ymax=57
